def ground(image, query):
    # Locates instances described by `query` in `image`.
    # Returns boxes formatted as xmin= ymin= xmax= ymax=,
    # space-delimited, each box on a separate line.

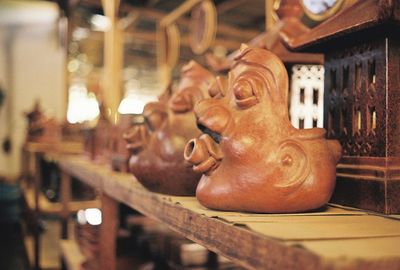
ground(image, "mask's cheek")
xmin=152 ymin=132 xmax=188 ymax=162
xmin=221 ymin=133 xmax=265 ymax=164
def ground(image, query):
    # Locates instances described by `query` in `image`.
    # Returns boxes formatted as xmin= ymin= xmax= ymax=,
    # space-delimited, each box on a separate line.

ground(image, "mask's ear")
xmin=273 ymin=140 xmax=310 ymax=192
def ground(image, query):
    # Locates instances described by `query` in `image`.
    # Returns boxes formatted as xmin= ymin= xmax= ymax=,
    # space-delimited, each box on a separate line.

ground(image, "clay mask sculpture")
xmin=126 ymin=61 xmax=215 ymax=195
xmin=184 ymin=46 xmax=341 ymax=213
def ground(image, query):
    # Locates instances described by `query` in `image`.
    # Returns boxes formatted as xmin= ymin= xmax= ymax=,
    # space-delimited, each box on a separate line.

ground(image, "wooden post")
xmin=157 ymin=24 xmax=170 ymax=88
xmin=266 ymin=0 xmax=277 ymax=30
xmin=99 ymin=193 xmax=119 ymax=270
xmin=20 ymin=147 xmax=28 ymax=183
xmin=33 ymin=152 xmax=42 ymax=270
xmin=101 ymin=0 xmax=122 ymax=124
xmin=60 ymin=171 xmax=71 ymax=239
xmin=157 ymin=0 xmax=203 ymax=87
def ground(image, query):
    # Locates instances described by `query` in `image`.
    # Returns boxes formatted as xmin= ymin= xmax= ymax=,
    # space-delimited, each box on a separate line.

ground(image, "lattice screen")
xmin=289 ymin=65 xmax=324 ymax=129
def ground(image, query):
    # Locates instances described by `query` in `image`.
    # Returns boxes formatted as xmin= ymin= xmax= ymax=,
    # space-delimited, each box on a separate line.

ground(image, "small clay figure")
xmin=25 ymin=101 xmax=60 ymax=143
xmin=125 ymin=61 xmax=216 ymax=195
xmin=184 ymin=46 xmax=341 ymax=213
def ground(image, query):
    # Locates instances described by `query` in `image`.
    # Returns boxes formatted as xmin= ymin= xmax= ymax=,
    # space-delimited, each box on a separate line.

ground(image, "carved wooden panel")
xmin=324 ymin=39 xmax=386 ymax=157
xmin=325 ymin=37 xmax=400 ymax=214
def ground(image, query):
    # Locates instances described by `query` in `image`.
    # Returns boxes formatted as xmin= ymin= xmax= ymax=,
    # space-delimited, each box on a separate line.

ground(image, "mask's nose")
xmin=184 ymin=134 xmax=223 ymax=174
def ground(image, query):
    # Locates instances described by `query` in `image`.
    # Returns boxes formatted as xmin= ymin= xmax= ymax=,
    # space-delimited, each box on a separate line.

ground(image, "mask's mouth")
xmin=197 ymin=123 xmax=221 ymax=144
xmin=184 ymin=134 xmax=223 ymax=175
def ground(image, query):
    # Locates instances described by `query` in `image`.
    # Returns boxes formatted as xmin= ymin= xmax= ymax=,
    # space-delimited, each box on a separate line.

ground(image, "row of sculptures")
xmin=123 ymin=46 xmax=342 ymax=213
xmin=26 ymin=0 xmax=400 ymax=214
xmin=24 ymin=46 xmax=341 ymax=213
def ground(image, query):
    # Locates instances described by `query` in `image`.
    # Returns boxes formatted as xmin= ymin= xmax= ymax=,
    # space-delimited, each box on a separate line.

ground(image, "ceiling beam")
xmin=216 ymin=0 xmax=248 ymax=14
xmin=79 ymin=0 xmax=259 ymax=41
xmin=124 ymin=31 xmax=242 ymax=51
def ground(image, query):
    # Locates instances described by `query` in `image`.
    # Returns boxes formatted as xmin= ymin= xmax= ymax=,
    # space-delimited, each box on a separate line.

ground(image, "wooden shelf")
xmin=59 ymin=155 xmax=400 ymax=270
xmin=60 ymin=239 xmax=86 ymax=270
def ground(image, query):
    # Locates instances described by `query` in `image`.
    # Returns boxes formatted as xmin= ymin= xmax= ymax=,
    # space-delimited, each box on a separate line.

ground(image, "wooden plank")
xmin=58 ymin=156 xmax=400 ymax=270
xmin=291 ymin=237 xmax=400 ymax=260
xmin=24 ymin=142 xmax=83 ymax=154
xmin=60 ymin=171 xmax=71 ymax=239
xmin=33 ymin=152 xmax=42 ymax=270
xmin=60 ymin=240 xmax=86 ymax=270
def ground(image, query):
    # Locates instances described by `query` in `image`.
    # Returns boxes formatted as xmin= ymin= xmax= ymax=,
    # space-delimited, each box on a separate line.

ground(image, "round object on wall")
xmin=190 ymin=0 xmax=217 ymax=55
xmin=300 ymin=0 xmax=355 ymax=22
xmin=163 ymin=23 xmax=180 ymax=68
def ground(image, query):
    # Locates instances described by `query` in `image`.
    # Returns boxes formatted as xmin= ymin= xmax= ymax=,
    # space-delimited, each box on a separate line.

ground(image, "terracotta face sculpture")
xmin=25 ymin=101 xmax=60 ymax=143
xmin=184 ymin=46 xmax=341 ymax=213
xmin=126 ymin=61 xmax=215 ymax=195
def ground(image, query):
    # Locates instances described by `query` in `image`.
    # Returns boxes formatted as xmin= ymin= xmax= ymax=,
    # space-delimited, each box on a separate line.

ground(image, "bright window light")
xmin=118 ymin=79 xmax=158 ymax=114
xmin=85 ymin=208 xmax=102 ymax=226
xmin=118 ymin=95 xmax=157 ymax=115
xmin=67 ymin=83 xmax=100 ymax=124
xmin=91 ymin=14 xmax=111 ymax=32
xmin=77 ymin=209 xmax=87 ymax=225
xmin=72 ymin=27 xmax=89 ymax=41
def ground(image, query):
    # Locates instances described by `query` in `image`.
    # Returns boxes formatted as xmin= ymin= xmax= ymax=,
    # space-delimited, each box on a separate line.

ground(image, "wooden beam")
xmin=266 ymin=0 xmax=281 ymax=30
xmin=101 ymin=0 xmax=122 ymax=123
xmin=266 ymin=0 xmax=276 ymax=30
xmin=157 ymin=25 xmax=169 ymax=88
xmin=129 ymin=6 xmax=258 ymax=41
xmin=124 ymin=31 xmax=242 ymax=51
xmin=160 ymin=0 xmax=202 ymax=27
xmin=216 ymin=0 xmax=248 ymax=14
xmin=118 ymin=10 xmax=140 ymax=30
xmin=79 ymin=0 xmax=258 ymax=41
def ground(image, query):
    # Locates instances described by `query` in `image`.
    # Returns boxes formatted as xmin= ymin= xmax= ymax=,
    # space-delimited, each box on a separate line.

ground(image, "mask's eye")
xmin=208 ymin=76 xmax=226 ymax=98
xmin=233 ymin=78 xmax=259 ymax=108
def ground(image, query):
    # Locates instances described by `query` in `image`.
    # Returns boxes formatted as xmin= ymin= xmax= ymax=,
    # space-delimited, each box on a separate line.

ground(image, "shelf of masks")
xmin=58 ymin=155 xmax=400 ymax=270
